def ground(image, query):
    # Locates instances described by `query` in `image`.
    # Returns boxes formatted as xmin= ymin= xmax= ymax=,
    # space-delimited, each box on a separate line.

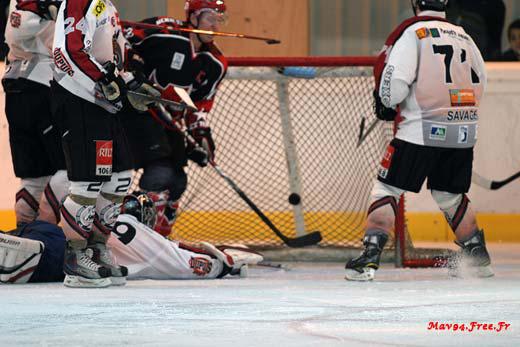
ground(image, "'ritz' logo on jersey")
xmin=92 ymin=0 xmax=107 ymax=18
xmin=430 ymin=125 xmax=447 ymax=141
xmin=378 ymin=145 xmax=395 ymax=179
xmin=95 ymin=140 xmax=113 ymax=176
xmin=54 ymin=48 xmax=74 ymax=76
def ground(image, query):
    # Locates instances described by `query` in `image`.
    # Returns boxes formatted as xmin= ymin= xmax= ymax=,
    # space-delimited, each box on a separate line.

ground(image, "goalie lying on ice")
xmin=1 ymin=194 xmax=262 ymax=283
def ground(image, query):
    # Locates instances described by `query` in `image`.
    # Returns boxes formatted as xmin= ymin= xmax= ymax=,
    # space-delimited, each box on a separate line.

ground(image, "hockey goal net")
xmin=167 ymin=57 xmax=450 ymax=267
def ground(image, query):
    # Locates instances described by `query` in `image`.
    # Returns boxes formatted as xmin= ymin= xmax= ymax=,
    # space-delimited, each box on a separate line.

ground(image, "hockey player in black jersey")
xmin=122 ymin=0 xmax=228 ymax=237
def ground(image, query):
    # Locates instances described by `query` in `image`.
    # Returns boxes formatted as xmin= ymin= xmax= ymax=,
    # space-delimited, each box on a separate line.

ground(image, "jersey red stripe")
xmin=63 ymin=0 xmax=104 ymax=81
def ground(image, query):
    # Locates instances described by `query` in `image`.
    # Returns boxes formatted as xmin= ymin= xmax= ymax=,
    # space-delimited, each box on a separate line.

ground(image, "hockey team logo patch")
xmin=10 ymin=12 xmax=21 ymax=28
xmin=189 ymin=257 xmax=213 ymax=276
xmin=430 ymin=125 xmax=447 ymax=141
xmin=450 ymin=89 xmax=476 ymax=107
xmin=170 ymin=52 xmax=185 ymax=70
xmin=378 ymin=145 xmax=395 ymax=179
xmin=95 ymin=140 xmax=113 ymax=176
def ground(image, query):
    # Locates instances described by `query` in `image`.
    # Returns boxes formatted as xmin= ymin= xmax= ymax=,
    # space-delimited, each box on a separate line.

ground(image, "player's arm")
xmin=375 ymin=29 xmax=418 ymax=121
xmin=468 ymin=36 xmax=488 ymax=93
xmin=57 ymin=0 xmax=105 ymax=83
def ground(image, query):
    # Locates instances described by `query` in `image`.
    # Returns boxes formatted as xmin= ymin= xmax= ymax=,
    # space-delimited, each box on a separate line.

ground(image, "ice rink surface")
xmin=1 ymin=244 xmax=519 ymax=347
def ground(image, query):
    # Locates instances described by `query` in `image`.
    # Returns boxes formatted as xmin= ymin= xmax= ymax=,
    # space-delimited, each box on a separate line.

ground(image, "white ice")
xmin=1 ymin=244 xmax=519 ymax=347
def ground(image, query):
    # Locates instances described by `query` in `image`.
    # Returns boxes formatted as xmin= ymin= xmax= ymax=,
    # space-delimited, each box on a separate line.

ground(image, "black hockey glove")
xmin=373 ymin=90 xmax=398 ymax=121
xmin=126 ymin=72 xmax=161 ymax=112
xmin=38 ymin=0 xmax=63 ymax=21
xmin=99 ymin=62 xmax=127 ymax=111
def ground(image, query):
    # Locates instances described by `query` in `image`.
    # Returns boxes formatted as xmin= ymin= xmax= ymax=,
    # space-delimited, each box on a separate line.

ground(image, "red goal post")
xmin=168 ymin=56 xmax=451 ymax=267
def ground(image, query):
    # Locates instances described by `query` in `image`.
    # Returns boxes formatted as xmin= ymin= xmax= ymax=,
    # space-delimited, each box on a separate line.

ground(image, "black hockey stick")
xmin=210 ymin=162 xmax=322 ymax=247
xmin=356 ymin=117 xmax=380 ymax=148
xmin=472 ymin=170 xmax=520 ymax=190
xmin=152 ymin=105 xmax=322 ymax=247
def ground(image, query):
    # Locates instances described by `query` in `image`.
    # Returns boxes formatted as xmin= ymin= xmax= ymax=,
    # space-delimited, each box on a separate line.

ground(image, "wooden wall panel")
xmin=167 ymin=0 xmax=309 ymax=56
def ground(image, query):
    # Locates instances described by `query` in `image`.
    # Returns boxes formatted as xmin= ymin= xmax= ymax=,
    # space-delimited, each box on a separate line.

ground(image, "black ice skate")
xmin=345 ymin=232 xmax=388 ymax=281
xmin=449 ymin=230 xmax=494 ymax=278
xmin=63 ymin=243 xmax=112 ymax=288
xmin=91 ymin=243 xmax=128 ymax=286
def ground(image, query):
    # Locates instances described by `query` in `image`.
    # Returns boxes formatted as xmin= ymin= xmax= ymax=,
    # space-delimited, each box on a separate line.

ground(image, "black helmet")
xmin=411 ymin=0 xmax=448 ymax=13
xmin=121 ymin=192 xmax=157 ymax=229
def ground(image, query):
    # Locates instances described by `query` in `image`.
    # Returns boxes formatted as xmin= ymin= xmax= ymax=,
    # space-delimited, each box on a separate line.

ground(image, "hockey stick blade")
xmin=211 ymin=162 xmax=322 ymax=247
xmin=127 ymin=91 xmax=197 ymax=112
xmin=472 ymin=170 xmax=520 ymax=190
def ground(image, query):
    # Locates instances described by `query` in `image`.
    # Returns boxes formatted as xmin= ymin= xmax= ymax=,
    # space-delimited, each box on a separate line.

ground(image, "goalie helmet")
xmin=121 ymin=192 xmax=157 ymax=229
xmin=411 ymin=0 xmax=448 ymax=13
xmin=185 ymin=0 xmax=227 ymax=21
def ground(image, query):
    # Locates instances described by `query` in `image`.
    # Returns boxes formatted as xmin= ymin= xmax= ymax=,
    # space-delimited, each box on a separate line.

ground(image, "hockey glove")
xmin=186 ymin=112 xmax=215 ymax=165
xmin=126 ymin=73 xmax=161 ymax=112
xmin=373 ymin=90 xmax=398 ymax=121
xmin=40 ymin=1 xmax=63 ymax=20
xmin=99 ymin=62 xmax=127 ymax=111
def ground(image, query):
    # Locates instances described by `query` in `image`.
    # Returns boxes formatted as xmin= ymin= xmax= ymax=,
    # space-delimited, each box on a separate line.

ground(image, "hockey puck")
xmin=288 ymin=193 xmax=301 ymax=205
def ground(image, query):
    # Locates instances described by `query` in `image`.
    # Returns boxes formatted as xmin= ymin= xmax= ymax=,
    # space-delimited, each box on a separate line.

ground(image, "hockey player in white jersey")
xmin=345 ymin=0 xmax=493 ymax=281
xmin=2 ymin=0 xmax=69 ymax=227
xmin=51 ymin=0 xmax=160 ymax=288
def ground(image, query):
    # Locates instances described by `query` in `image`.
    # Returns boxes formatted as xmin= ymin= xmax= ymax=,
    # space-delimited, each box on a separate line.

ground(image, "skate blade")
xmin=110 ymin=276 xmax=127 ymax=286
xmin=64 ymin=275 xmax=112 ymax=288
xmin=345 ymin=268 xmax=375 ymax=282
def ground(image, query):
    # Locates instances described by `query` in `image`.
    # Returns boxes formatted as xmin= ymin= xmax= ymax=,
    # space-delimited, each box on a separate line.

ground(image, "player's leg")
xmin=89 ymin=170 xmax=132 ymax=286
xmin=38 ymin=170 xmax=70 ymax=224
xmin=52 ymin=83 xmax=113 ymax=288
xmin=88 ymin=113 xmax=134 ymax=286
xmin=3 ymin=78 xmax=57 ymax=226
xmin=121 ymin=108 xmax=182 ymax=236
xmin=429 ymin=148 xmax=493 ymax=278
xmin=139 ymin=158 xmax=187 ymax=237
xmin=345 ymin=139 xmax=431 ymax=281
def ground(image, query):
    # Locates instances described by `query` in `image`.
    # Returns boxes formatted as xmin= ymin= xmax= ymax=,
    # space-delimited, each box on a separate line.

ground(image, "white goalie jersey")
xmin=108 ymin=214 xmax=226 ymax=280
xmin=379 ymin=11 xmax=487 ymax=148
xmin=4 ymin=0 xmax=55 ymax=86
xmin=52 ymin=0 xmax=129 ymax=113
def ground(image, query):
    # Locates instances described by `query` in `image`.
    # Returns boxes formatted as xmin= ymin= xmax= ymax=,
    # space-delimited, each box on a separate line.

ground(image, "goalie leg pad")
xmin=0 ymin=233 xmax=44 ymax=283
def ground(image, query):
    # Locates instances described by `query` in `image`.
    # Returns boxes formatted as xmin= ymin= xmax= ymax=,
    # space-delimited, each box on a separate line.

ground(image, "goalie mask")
xmin=411 ymin=0 xmax=448 ymax=14
xmin=121 ymin=192 xmax=157 ymax=229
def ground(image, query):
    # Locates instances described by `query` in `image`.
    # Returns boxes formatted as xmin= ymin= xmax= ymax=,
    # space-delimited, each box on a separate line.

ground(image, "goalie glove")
xmin=185 ymin=112 xmax=215 ymax=166
xmin=0 ymin=233 xmax=44 ymax=284
xmin=98 ymin=62 xmax=127 ymax=111
xmin=373 ymin=90 xmax=398 ymax=121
